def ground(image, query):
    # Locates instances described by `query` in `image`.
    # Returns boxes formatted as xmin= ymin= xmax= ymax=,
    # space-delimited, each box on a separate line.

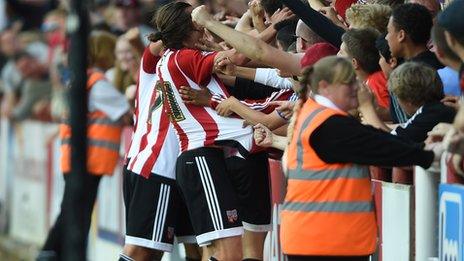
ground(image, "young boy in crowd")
xmin=359 ymin=62 xmax=455 ymax=143
xmin=338 ymin=28 xmax=390 ymax=120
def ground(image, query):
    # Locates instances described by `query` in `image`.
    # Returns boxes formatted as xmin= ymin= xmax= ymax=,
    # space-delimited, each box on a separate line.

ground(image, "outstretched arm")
xmin=279 ymin=0 xmax=344 ymax=48
xmin=216 ymin=96 xmax=287 ymax=130
xmin=192 ymin=5 xmax=302 ymax=76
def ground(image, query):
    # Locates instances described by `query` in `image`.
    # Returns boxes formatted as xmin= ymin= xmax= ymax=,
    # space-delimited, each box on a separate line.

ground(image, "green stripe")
xmin=61 ymin=138 xmax=120 ymax=151
xmin=283 ymin=201 xmax=374 ymax=213
xmin=288 ymin=165 xmax=369 ymax=180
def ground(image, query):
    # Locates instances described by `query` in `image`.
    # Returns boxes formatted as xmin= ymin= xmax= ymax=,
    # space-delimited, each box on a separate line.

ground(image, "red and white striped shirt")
xmin=126 ymin=47 xmax=179 ymax=179
xmin=156 ymin=48 xmax=255 ymax=155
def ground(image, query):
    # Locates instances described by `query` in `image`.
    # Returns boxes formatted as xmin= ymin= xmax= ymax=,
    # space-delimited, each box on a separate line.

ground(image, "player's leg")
xmin=121 ymin=167 xmax=178 ymax=260
xmin=176 ymin=147 xmax=244 ymax=261
xmin=226 ymin=152 xmax=272 ymax=260
xmin=173 ymin=183 xmax=201 ymax=261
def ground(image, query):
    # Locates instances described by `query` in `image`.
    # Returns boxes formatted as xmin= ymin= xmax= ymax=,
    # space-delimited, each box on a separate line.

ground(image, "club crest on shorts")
xmin=167 ymin=227 xmax=174 ymax=240
xmin=226 ymin=209 xmax=238 ymax=223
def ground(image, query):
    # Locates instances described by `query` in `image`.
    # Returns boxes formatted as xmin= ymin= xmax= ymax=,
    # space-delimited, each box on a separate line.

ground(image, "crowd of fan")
xmin=1 ymin=2 xmax=463 ymax=172
xmin=2 ymin=0 xmax=463 ymax=158
xmin=0 ymin=0 xmax=168 ymax=122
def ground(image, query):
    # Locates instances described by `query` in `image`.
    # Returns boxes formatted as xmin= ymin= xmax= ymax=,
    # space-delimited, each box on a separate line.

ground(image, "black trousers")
xmin=287 ymin=255 xmax=370 ymax=261
xmin=41 ymin=173 xmax=101 ymax=260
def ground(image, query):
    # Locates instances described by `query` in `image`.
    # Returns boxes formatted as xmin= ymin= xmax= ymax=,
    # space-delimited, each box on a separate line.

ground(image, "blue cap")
xmin=438 ymin=0 xmax=464 ymax=37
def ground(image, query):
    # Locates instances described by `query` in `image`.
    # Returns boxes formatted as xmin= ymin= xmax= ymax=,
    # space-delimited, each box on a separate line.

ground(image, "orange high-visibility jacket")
xmin=60 ymin=71 xmax=122 ymax=175
xmin=281 ymin=98 xmax=377 ymax=256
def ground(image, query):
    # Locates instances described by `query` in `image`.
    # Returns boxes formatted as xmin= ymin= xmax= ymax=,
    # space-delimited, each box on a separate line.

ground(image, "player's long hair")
xmin=148 ymin=2 xmax=195 ymax=49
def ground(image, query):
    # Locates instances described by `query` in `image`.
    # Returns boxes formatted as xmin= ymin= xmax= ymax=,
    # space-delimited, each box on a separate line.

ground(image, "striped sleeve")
xmin=240 ymin=89 xmax=294 ymax=114
xmin=210 ymin=93 xmax=227 ymax=109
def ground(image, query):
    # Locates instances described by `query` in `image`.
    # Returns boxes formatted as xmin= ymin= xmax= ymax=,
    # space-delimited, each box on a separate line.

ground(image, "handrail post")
xmin=415 ymin=166 xmax=440 ymax=260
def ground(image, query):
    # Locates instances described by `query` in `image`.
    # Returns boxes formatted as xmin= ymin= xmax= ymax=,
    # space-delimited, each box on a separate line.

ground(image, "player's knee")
xmin=121 ymin=245 xmax=163 ymax=261
xmin=214 ymin=237 xmax=242 ymax=261
xmin=184 ymin=243 xmax=202 ymax=260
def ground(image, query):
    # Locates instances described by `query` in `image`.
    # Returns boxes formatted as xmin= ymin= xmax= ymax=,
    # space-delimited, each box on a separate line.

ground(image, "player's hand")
xmin=179 ymin=85 xmax=212 ymax=106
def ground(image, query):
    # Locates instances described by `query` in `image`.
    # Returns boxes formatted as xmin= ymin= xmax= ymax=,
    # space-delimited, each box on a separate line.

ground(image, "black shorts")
xmin=176 ymin=147 xmax=243 ymax=246
xmin=225 ymin=151 xmax=272 ymax=232
xmin=123 ymin=167 xmax=195 ymax=252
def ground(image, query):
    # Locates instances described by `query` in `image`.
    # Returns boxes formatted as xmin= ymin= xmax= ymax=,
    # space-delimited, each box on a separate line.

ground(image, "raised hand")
xmin=196 ymin=29 xmax=230 ymax=52
xmin=269 ymin=7 xmax=295 ymax=26
xmin=192 ymin=5 xmax=214 ymax=26
xmin=214 ymin=56 xmax=236 ymax=76
xmin=249 ymin=0 xmax=265 ymax=18
xmin=319 ymin=6 xmax=338 ymax=20
xmin=357 ymin=82 xmax=374 ymax=108
xmin=319 ymin=6 xmax=346 ymax=28
xmin=124 ymin=27 xmax=140 ymax=41
xmin=249 ymin=0 xmax=266 ymax=31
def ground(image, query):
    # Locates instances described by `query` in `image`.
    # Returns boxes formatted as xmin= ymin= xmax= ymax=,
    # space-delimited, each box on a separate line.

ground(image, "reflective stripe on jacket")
xmin=281 ymin=98 xmax=377 ymax=256
xmin=60 ymin=71 xmax=122 ymax=175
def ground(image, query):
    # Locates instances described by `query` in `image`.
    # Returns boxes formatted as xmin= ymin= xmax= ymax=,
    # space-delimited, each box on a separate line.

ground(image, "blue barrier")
xmin=439 ymin=183 xmax=464 ymax=261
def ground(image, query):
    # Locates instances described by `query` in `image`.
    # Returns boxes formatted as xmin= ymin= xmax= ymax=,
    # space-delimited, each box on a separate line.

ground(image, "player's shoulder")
xmin=142 ymin=47 xmax=161 ymax=74
xmin=177 ymin=48 xmax=215 ymax=58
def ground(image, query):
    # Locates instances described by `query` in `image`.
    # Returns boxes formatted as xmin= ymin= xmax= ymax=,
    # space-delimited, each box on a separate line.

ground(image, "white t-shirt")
xmin=254 ymin=68 xmax=293 ymax=89
xmin=89 ymin=79 xmax=130 ymax=121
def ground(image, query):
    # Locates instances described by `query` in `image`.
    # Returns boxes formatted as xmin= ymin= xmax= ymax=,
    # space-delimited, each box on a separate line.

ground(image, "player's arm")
xmin=216 ymin=96 xmax=287 ymax=130
xmin=149 ymin=40 xmax=164 ymax=57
